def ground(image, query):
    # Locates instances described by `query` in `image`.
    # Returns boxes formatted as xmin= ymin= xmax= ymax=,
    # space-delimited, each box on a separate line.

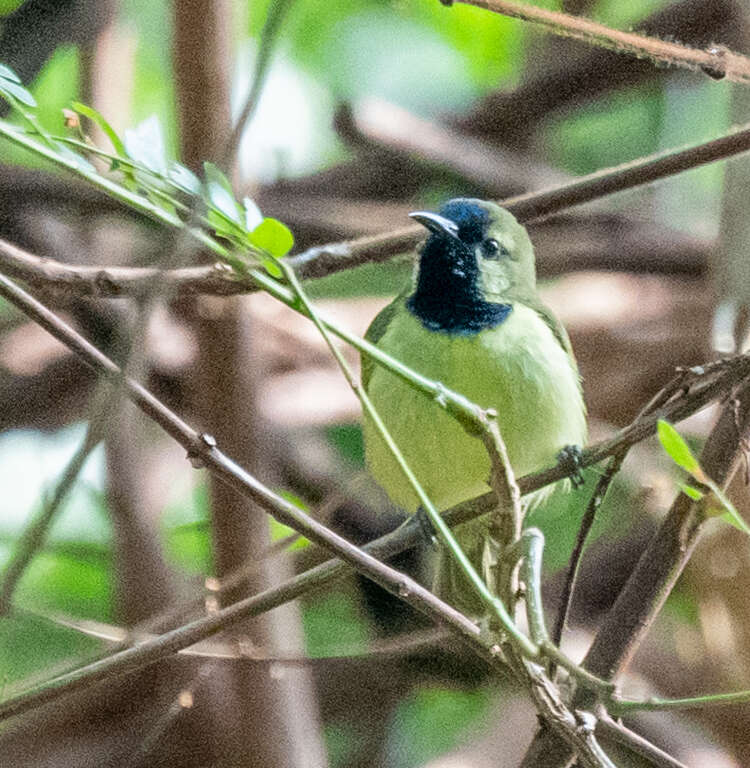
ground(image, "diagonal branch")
xmin=521 ymin=379 xmax=750 ymax=767
xmin=0 ymin=274 xmax=629 ymax=765
xmin=0 ymin=422 xmax=102 ymax=613
xmin=453 ymin=0 xmax=750 ymax=83
xmin=0 ymin=264 xmax=747 ymax=729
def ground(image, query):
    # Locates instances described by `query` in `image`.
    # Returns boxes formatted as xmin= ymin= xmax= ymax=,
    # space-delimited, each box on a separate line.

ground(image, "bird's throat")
xmin=407 ymin=237 xmax=512 ymax=334
xmin=407 ymin=284 xmax=512 ymax=335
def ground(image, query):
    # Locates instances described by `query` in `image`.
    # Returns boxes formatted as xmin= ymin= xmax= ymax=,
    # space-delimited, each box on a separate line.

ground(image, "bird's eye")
xmin=482 ymin=238 xmax=508 ymax=260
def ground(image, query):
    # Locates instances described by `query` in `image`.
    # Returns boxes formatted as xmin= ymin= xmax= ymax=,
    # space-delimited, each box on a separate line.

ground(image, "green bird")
xmin=361 ymin=198 xmax=586 ymax=614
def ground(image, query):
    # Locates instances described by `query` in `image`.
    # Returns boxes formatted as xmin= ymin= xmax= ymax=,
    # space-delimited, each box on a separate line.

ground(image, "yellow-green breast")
xmin=362 ymin=298 xmax=586 ymax=514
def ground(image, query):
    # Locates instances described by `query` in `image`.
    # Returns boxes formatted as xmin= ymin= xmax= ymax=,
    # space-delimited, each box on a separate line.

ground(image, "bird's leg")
xmin=414 ymin=505 xmax=439 ymax=548
xmin=557 ymin=444 xmax=585 ymax=488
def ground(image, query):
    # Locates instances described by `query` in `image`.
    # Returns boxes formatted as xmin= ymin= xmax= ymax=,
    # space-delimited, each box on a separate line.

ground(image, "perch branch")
xmin=522 ymin=378 xmax=750 ymax=767
xmin=0 ymin=266 xmax=746 ymax=729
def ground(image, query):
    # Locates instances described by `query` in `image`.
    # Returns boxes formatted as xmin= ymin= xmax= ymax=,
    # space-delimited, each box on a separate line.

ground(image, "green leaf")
xmin=260 ymin=256 xmax=284 ymax=279
xmin=705 ymin=481 xmax=750 ymax=535
xmin=659 ymin=421 xmax=750 ymax=536
xmin=251 ymin=218 xmax=294 ymax=258
xmin=124 ymin=115 xmax=167 ymax=174
xmin=169 ymin=162 xmax=201 ymax=195
xmin=678 ymin=483 xmax=704 ymax=501
xmin=243 ymin=197 xmax=263 ymax=231
xmin=657 ymin=420 xmax=704 ymax=480
xmin=0 ymin=64 xmax=21 ymax=83
xmin=0 ymin=76 xmax=37 ymax=108
xmin=70 ymin=101 xmax=126 ymax=156
xmin=202 ymin=162 xmax=243 ymax=224
xmin=205 ymin=181 xmax=242 ymax=224
xmin=203 ymin=162 xmax=235 ymax=195
xmin=206 ymin=208 xmax=245 ymax=243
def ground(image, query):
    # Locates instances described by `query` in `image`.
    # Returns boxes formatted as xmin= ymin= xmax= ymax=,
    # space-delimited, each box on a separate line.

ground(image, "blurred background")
xmin=0 ymin=0 xmax=750 ymax=766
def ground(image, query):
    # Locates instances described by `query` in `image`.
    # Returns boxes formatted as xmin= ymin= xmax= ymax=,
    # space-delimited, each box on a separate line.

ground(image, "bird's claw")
xmin=557 ymin=444 xmax=585 ymax=488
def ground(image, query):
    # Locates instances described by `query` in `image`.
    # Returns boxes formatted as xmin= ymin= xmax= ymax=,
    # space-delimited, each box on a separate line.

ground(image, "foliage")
xmin=1 ymin=0 xmax=749 ymax=765
xmin=657 ymin=419 xmax=750 ymax=534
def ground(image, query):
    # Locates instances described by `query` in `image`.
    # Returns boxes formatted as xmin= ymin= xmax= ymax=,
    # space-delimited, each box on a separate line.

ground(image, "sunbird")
xmin=361 ymin=198 xmax=587 ymax=614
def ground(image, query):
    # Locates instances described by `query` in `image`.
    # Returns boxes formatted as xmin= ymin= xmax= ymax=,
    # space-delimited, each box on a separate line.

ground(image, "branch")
xmin=583 ymin=380 xmax=750 ymax=681
xmin=2 ymin=120 xmax=749 ymax=298
xmin=0 ymin=426 xmax=102 ymax=613
xmin=335 ymin=99 xmax=568 ymax=195
xmin=0 ymin=271 xmax=488 ymax=721
xmin=455 ymin=0 xmax=745 ymax=142
xmin=522 ymin=378 xmax=750 ymax=767
xmin=0 ymin=265 xmax=746 ymax=725
xmin=453 ymin=0 xmax=750 ymax=83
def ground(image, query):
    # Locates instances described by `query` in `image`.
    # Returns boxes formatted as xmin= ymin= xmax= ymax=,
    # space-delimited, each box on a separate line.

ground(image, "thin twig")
xmin=596 ymin=713 xmax=689 ymax=768
xmin=612 ymin=688 xmax=750 ymax=713
xmin=550 ymin=456 xmax=621 ymax=659
xmin=126 ymin=663 xmax=215 ymax=768
xmin=522 ymin=378 xmax=750 ymax=768
xmin=454 ymin=0 xmax=750 ymax=83
xmin=23 ymin=606 xmax=454 ymax=665
xmin=0 ymin=422 xmax=102 ymax=613
xmin=550 ymin=367 xmax=695 ymax=655
xmin=222 ymin=0 xmax=297 ymax=170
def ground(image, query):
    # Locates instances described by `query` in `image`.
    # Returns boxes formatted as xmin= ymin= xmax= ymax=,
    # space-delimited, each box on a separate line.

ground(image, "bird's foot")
xmin=557 ymin=444 xmax=585 ymax=488
xmin=415 ymin=506 xmax=439 ymax=549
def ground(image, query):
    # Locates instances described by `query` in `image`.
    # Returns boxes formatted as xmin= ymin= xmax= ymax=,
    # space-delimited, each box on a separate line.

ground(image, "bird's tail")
xmin=432 ymin=515 xmax=493 ymax=618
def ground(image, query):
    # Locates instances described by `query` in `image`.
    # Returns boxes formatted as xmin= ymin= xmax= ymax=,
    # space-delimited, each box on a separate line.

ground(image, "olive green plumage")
xmin=361 ymin=199 xmax=586 ymax=614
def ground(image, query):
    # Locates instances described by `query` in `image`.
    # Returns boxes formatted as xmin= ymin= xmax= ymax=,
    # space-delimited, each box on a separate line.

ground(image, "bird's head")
xmin=407 ymin=198 xmax=536 ymax=333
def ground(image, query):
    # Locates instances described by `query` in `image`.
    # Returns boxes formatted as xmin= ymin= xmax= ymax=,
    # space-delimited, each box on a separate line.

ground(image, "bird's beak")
xmin=409 ymin=211 xmax=462 ymax=244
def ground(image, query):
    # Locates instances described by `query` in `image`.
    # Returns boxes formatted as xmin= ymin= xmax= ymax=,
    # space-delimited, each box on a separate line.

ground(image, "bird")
xmin=361 ymin=198 xmax=587 ymax=615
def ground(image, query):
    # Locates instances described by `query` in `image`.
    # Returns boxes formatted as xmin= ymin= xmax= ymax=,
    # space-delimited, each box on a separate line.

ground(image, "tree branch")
xmin=0 ymin=265 xmax=746 ymax=728
xmin=453 ymin=0 xmax=750 ymax=83
xmin=0 ymin=422 xmax=101 ymax=613
xmin=522 ymin=378 xmax=750 ymax=767
xmin=3 ymin=120 xmax=750 ymax=298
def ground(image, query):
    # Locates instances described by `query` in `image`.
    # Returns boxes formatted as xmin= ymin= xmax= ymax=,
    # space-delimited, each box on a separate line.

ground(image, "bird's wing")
xmin=361 ymin=295 xmax=404 ymax=389
xmin=529 ymin=298 xmax=576 ymax=361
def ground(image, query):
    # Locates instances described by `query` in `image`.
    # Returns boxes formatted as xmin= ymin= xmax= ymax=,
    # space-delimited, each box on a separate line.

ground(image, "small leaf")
xmin=0 ymin=64 xmax=21 ymax=84
xmin=203 ymin=162 xmax=234 ymax=195
xmin=202 ymin=162 xmax=242 ymax=224
xmin=657 ymin=420 xmax=704 ymax=481
xmin=207 ymin=208 xmax=244 ymax=242
xmin=71 ymin=101 xmax=126 ymax=156
xmin=0 ymin=77 xmax=36 ymax=108
xmin=205 ymin=181 xmax=242 ymax=224
xmin=169 ymin=162 xmax=201 ymax=194
xmin=678 ymin=483 xmax=704 ymax=501
xmin=124 ymin=115 xmax=167 ymax=174
xmin=260 ymin=255 xmax=284 ymax=279
xmin=705 ymin=481 xmax=750 ymax=535
xmin=243 ymin=197 xmax=263 ymax=231
xmin=251 ymin=217 xmax=294 ymax=258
